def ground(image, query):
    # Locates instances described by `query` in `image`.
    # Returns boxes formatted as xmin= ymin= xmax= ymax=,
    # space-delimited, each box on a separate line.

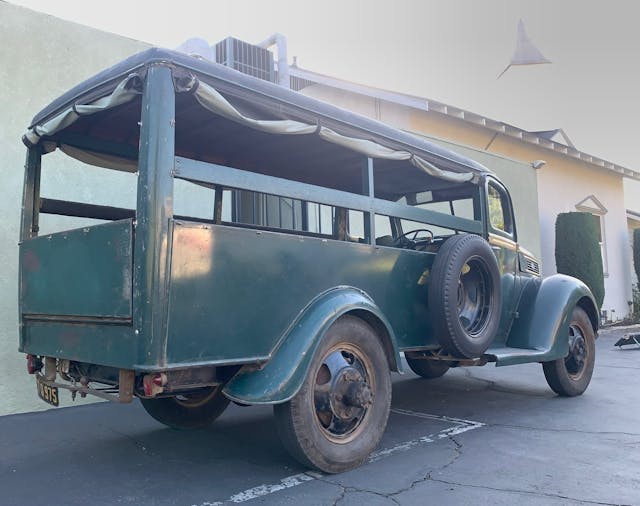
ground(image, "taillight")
xmin=143 ymin=373 xmax=167 ymax=397
xmin=26 ymin=354 xmax=43 ymax=374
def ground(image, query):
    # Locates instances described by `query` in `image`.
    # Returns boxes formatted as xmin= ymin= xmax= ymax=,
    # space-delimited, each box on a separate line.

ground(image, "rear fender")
xmin=223 ymin=286 xmax=401 ymax=404
xmin=504 ymin=274 xmax=598 ymax=365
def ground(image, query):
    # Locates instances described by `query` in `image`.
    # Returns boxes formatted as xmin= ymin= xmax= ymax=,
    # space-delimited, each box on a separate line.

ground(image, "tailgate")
xmin=20 ymin=219 xmax=133 ymax=320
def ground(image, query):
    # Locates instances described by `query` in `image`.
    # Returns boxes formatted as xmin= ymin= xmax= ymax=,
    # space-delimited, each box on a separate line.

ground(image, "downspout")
xmin=258 ymin=33 xmax=290 ymax=88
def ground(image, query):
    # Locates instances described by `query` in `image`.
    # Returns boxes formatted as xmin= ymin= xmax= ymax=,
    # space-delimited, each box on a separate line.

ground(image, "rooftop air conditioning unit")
xmin=215 ymin=37 xmax=275 ymax=83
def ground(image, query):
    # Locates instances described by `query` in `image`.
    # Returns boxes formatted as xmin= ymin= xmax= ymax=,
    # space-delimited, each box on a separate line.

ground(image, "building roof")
xmin=289 ymin=65 xmax=640 ymax=181
xmin=627 ymin=209 xmax=640 ymax=222
xmin=530 ymin=129 xmax=575 ymax=148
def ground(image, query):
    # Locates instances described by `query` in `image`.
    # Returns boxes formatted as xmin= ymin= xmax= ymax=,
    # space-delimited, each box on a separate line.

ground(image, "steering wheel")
xmin=392 ymin=229 xmax=434 ymax=249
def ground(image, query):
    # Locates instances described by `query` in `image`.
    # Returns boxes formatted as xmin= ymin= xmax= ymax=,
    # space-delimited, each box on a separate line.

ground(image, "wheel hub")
xmin=313 ymin=348 xmax=373 ymax=440
xmin=456 ymin=258 xmax=491 ymax=337
xmin=566 ymin=326 xmax=587 ymax=376
xmin=330 ymin=368 xmax=372 ymax=420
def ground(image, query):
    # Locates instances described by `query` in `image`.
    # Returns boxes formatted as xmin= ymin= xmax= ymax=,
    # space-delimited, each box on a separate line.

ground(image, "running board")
xmin=484 ymin=346 xmax=552 ymax=367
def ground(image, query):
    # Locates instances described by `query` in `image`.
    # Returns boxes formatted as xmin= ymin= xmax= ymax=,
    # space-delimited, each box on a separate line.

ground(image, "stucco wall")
xmin=491 ymin=134 xmax=632 ymax=319
xmin=0 ymin=1 xmax=149 ymax=414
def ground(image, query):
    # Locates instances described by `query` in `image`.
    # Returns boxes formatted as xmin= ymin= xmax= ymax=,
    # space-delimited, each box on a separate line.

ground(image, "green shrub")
xmin=555 ymin=212 xmax=605 ymax=309
xmin=628 ymin=284 xmax=640 ymax=323
xmin=633 ymin=229 xmax=640 ymax=282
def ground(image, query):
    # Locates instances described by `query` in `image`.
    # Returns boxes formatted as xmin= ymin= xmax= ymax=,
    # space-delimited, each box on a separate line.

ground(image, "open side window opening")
xmin=486 ymin=178 xmax=516 ymax=241
xmin=393 ymin=184 xmax=482 ymax=248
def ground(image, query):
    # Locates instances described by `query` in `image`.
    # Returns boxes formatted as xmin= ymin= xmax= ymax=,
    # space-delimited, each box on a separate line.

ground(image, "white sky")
xmin=9 ymin=0 xmax=640 ymax=171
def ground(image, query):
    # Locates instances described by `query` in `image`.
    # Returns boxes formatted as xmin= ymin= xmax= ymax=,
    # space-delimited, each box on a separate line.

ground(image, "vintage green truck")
xmin=19 ymin=48 xmax=597 ymax=473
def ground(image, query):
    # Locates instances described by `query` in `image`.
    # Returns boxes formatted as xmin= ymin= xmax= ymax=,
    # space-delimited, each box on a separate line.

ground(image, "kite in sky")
xmin=498 ymin=19 xmax=551 ymax=79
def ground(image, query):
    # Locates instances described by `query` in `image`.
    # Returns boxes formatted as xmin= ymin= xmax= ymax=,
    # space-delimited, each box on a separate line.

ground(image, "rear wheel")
xmin=405 ymin=357 xmax=450 ymax=379
xmin=140 ymin=386 xmax=230 ymax=430
xmin=542 ymin=307 xmax=595 ymax=397
xmin=274 ymin=316 xmax=391 ymax=473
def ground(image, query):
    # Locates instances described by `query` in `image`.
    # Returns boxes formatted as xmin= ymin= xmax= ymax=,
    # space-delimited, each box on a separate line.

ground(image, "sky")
xmin=9 ymin=0 xmax=640 ymax=172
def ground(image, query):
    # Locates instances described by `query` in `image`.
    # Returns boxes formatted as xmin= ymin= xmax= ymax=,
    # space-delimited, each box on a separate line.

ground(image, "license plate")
xmin=36 ymin=376 xmax=59 ymax=407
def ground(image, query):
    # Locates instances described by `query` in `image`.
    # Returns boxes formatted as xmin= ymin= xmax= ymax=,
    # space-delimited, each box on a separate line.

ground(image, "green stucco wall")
xmin=0 ymin=1 xmax=149 ymax=414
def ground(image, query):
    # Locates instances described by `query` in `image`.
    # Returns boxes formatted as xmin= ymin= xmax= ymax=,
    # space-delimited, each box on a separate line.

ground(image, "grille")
xmin=525 ymin=257 xmax=540 ymax=275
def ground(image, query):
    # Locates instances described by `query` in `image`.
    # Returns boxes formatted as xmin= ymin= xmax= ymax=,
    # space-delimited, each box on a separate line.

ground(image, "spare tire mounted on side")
xmin=428 ymin=234 xmax=501 ymax=358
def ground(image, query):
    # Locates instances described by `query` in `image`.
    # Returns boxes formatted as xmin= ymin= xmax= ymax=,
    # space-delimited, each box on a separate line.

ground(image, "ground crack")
xmin=461 ymin=370 xmax=549 ymax=397
xmin=101 ymin=425 xmax=158 ymax=457
xmin=426 ymin=478 xmax=629 ymax=505
xmin=387 ymin=435 xmax=464 ymax=499
xmin=315 ymin=475 xmax=401 ymax=505
xmin=485 ymin=422 xmax=640 ymax=437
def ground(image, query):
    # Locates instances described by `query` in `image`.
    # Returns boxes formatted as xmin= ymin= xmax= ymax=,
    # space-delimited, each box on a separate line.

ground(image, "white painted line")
xmin=369 ymin=408 xmax=484 ymax=462
xmin=228 ymin=473 xmax=316 ymax=503
xmin=191 ymin=409 xmax=484 ymax=505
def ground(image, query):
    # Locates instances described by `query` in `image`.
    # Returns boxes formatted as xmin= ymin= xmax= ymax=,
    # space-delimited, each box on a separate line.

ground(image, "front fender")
xmin=223 ymin=286 xmax=401 ymax=405
xmin=499 ymin=274 xmax=598 ymax=366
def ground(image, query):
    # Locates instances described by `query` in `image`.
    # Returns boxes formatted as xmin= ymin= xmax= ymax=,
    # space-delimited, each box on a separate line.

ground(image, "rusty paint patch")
xmin=22 ymin=249 xmax=40 ymax=272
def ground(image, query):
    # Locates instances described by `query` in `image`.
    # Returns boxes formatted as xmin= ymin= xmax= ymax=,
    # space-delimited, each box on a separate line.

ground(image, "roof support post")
xmin=134 ymin=64 xmax=175 ymax=367
xmin=362 ymin=157 xmax=375 ymax=245
xmin=20 ymin=146 xmax=42 ymax=241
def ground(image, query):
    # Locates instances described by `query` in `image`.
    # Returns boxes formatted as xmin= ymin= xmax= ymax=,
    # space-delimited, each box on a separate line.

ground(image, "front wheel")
xmin=542 ymin=307 xmax=595 ymax=397
xmin=274 ymin=316 xmax=391 ymax=473
xmin=140 ymin=386 xmax=230 ymax=430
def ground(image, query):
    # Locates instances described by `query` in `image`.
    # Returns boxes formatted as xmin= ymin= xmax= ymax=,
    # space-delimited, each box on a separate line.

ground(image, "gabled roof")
xmin=530 ymin=129 xmax=575 ymax=148
xmin=576 ymin=195 xmax=607 ymax=214
xmin=289 ymin=66 xmax=640 ymax=181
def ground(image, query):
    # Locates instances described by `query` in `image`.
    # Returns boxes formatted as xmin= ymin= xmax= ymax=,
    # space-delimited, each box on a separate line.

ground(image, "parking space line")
xmin=190 ymin=410 xmax=484 ymax=505
xmin=369 ymin=408 xmax=484 ymax=462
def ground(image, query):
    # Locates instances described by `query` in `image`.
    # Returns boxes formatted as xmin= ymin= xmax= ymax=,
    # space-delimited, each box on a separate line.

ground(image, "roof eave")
xmin=291 ymin=66 xmax=640 ymax=181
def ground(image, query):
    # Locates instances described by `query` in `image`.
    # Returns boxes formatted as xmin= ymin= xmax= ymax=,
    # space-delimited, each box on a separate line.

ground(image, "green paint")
xmin=19 ymin=219 xmax=133 ymax=318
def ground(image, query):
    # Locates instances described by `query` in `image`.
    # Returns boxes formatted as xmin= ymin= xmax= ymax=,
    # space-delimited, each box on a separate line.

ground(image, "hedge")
xmin=633 ymin=228 xmax=640 ymax=282
xmin=555 ymin=212 xmax=605 ymax=309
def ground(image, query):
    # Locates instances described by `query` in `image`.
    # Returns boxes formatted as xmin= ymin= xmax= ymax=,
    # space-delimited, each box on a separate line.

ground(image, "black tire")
xmin=542 ymin=307 xmax=595 ymax=397
xmin=428 ymin=234 xmax=501 ymax=358
xmin=140 ymin=386 xmax=230 ymax=430
xmin=274 ymin=316 xmax=391 ymax=473
xmin=405 ymin=357 xmax=450 ymax=379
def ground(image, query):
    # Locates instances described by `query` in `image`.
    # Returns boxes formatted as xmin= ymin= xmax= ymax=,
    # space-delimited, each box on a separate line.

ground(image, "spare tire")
xmin=428 ymin=234 xmax=501 ymax=358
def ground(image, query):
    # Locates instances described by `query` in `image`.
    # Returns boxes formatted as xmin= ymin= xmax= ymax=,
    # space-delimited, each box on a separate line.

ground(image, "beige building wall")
xmin=0 ymin=1 xmax=149 ymax=415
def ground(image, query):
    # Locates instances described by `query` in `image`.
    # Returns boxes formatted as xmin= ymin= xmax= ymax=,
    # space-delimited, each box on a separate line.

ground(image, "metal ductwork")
xmin=257 ymin=33 xmax=290 ymax=88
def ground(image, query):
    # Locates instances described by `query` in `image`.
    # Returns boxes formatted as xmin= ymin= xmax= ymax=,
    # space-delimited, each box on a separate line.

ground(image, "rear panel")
xmin=19 ymin=219 xmax=136 ymax=368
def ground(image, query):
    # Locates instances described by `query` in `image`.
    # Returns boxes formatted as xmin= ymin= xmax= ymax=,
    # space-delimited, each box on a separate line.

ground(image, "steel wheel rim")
xmin=312 ymin=343 xmax=375 ymax=444
xmin=457 ymin=256 xmax=493 ymax=337
xmin=565 ymin=324 xmax=588 ymax=380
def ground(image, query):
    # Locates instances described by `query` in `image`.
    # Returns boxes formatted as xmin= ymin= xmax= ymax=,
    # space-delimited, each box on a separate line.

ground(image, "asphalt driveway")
xmin=1 ymin=326 xmax=639 ymax=505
